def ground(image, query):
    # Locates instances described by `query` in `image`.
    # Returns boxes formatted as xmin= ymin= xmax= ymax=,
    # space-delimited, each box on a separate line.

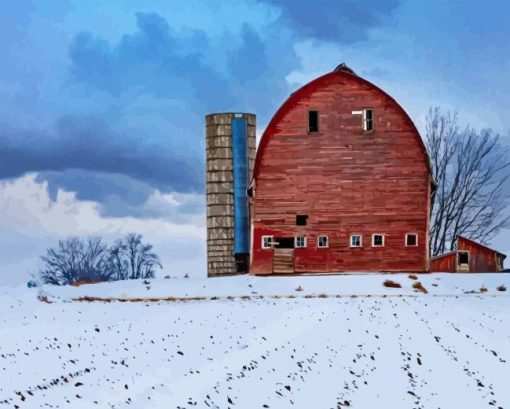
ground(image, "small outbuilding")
xmin=430 ymin=236 xmax=506 ymax=273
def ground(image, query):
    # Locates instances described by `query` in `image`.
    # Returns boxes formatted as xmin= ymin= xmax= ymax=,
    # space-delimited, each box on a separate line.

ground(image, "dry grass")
xmin=412 ymin=281 xmax=428 ymax=294
xmin=70 ymin=279 xmax=101 ymax=287
xmin=479 ymin=286 xmax=488 ymax=293
xmin=383 ymin=279 xmax=402 ymax=288
xmin=408 ymin=274 xmax=418 ymax=280
xmin=496 ymin=285 xmax=506 ymax=292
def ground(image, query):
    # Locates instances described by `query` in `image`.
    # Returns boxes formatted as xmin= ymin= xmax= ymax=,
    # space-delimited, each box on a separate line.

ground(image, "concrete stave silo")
xmin=205 ymin=113 xmax=256 ymax=276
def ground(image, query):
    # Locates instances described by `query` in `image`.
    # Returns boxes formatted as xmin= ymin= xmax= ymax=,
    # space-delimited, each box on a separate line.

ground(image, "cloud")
xmin=0 ymin=174 xmax=206 ymax=286
xmin=69 ymin=12 xmax=234 ymax=108
xmin=36 ymin=169 xmax=205 ymax=221
xmin=260 ymin=0 xmax=401 ymax=42
xmin=0 ymin=115 xmax=202 ymax=193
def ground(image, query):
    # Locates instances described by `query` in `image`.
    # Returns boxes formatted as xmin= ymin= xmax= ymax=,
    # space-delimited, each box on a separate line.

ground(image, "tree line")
xmin=39 ymin=233 xmax=162 ymax=286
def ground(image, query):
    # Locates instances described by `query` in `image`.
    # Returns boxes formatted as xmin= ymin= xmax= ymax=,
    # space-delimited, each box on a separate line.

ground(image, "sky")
xmin=1 ymin=0 xmax=509 ymax=286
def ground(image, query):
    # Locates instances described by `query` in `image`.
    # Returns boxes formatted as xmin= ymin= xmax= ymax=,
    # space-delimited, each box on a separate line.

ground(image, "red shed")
xmin=249 ymin=64 xmax=434 ymax=275
xmin=430 ymin=236 xmax=506 ymax=273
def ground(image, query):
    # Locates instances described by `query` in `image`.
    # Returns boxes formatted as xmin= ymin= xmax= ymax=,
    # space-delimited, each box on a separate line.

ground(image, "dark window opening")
xmin=406 ymin=234 xmax=417 ymax=246
xmin=296 ymin=214 xmax=308 ymax=226
xmin=373 ymin=234 xmax=384 ymax=246
xmin=458 ymin=251 xmax=469 ymax=265
xmin=274 ymin=237 xmax=294 ymax=249
xmin=318 ymin=235 xmax=329 ymax=248
xmin=308 ymin=110 xmax=319 ymax=132
xmin=363 ymin=109 xmax=374 ymax=131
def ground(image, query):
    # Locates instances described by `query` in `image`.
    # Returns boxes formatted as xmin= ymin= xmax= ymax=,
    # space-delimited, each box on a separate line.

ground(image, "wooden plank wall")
xmin=430 ymin=253 xmax=456 ymax=272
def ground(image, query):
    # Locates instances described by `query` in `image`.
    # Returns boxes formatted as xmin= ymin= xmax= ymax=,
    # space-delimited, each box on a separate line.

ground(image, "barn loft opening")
xmin=296 ymin=214 xmax=308 ymax=226
xmin=458 ymin=251 xmax=469 ymax=265
xmin=363 ymin=109 xmax=374 ymax=131
xmin=308 ymin=110 xmax=319 ymax=132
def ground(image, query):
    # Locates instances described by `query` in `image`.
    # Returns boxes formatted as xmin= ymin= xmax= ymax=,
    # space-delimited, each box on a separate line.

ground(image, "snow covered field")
xmin=1 ymin=273 xmax=509 ymax=408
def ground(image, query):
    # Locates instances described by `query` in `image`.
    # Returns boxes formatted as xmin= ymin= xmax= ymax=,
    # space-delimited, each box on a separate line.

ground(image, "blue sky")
xmin=1 ymin=0 xmax=509 ymax=285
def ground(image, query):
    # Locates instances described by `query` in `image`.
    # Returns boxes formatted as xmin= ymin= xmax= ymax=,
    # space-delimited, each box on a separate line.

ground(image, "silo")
xmin=205 ymin=113 xmax=256 ymax=277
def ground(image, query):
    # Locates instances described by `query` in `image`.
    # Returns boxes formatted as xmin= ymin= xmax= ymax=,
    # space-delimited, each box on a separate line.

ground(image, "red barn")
xmin=249 ymin=64 xmax=434 ymax=275
xmin=430 ymin=236 xmax=506 ymax=273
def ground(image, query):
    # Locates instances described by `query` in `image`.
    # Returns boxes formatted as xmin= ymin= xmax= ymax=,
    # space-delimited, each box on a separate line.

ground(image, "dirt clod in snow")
xmin=383 ymin=280 xmax=401 ymax=288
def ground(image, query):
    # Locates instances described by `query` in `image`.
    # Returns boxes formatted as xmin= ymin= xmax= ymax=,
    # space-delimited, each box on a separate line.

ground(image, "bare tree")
xmin=425 ymin=107 xmax=510 ymax=256
xmin=105 ymin=234 xmax=162 ymax=280
xmin=40 ymin=237 xmax=108 ymax=285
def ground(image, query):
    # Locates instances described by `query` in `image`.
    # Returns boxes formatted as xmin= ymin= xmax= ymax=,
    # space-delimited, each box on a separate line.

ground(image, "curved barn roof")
xmin=253 ymin=65 xmax=432 ymax=181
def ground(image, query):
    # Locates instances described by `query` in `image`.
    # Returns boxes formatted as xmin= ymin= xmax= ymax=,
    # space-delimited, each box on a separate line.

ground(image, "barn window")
xmin=317 ymin=235 xmax=328 ymax=248
xmin=372 ymin=234 xmax=385 ymax=247
xmin=262 ymin=236 xmax=274 ymax=249
xmin=350 ymin=235 xmax=362 ymax=247
xmin=295 ymin=236 xmax=307 ymax=248
xmin=296 ymin=214 xmax=308 ymax=226
xmin=405 ymin=233 xmax=418 ymax=246
xmin=458 ymin=251 xmax=469 ymax=265
xmin=363 ymin=109 xmax=374 ymax=132
xmin=308 ymin=110 xmax=319 ymax=132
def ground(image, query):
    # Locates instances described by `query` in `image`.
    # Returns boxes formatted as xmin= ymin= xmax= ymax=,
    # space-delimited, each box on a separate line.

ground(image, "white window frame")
xmin=295 ymin=236 xmax=307 ymax=248
xmin=261 ymin=235 xmax=274 ymax=249
xmin=350 ymin=234 xmax=363 ymax=248
xmin=317 ymin=235 xmax=329 ymax=248
xmin=372 ymin=234 xmax=385 ymax=247
xmin=405 ymin=233 xmax=418 ymax=247
xmin=362 ymin=108 xmax=374 ymax=132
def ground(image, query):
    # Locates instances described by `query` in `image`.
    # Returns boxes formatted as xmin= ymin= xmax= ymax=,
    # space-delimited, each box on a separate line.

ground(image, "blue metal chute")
xmin=231 ymin=117 xmax=249 ymax=255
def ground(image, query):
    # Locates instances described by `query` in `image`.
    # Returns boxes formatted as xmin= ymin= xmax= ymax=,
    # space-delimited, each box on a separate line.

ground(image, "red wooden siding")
xmin=250 ymin=68 xmax=432 ymax=275
xmin=430 ymin=253 xmax=456 ymax=272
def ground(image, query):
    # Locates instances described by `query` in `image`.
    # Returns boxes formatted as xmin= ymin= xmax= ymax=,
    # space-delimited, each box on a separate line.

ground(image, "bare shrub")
xmin=295 ymin=285 xmax=303 ymax=292
xmin=383 ymin=280 xmax=402 ymax=288
xmin=408 ymin=274 xmax=418 ymax=280
xmin=480 ymin=286 xmax=488 ymax=293
xmin=412 ymin=281 xmax=428 ymax=294
xmin=496 ymin=285 xmax=507 ymax=292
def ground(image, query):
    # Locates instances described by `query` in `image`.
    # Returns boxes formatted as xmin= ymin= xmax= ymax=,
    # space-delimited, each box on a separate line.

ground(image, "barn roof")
xmin=457 ymin=236 xmax=507 ymax=259
xmin=252 ymin=64 xmax=433 ymax=181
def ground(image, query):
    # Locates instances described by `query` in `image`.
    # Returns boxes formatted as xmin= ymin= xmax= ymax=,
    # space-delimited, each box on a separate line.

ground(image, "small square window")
xmin=295 ymin=236 xmax=307 ymax=248
xmin=262 ymin=236 xmax=273 ymax=249
xmin=405 ymin=234 xmax=418 ymax=246
xmin=318 ymin=235 xmax=328 ymax=248
xmin=350 ymin=235 xmax=362 ymax=247
xmin=458 ymin=251 xmax=469 ymax=265
xmin=372 ymin=234 xmax=384 ymax=247
xmin=363 ymin=109 xmax=374 ymax=132
xmin=308 ymin=110 xmax=319 ymax=132
xmin=296 ymin=214 xmax=308 ymax=226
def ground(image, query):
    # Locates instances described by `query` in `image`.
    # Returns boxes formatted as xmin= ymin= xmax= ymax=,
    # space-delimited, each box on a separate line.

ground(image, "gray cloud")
xmin=261 ymin=0 xmax=401 ymax=42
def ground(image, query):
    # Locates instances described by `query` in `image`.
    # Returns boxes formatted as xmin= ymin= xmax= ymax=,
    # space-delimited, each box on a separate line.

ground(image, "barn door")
xmin=273 ymin=237 xmax=295 ymax=274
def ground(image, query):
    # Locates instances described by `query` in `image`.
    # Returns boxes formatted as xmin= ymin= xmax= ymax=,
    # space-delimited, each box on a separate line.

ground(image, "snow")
xmin=0 ymin=273 xmax=509 ymax=408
